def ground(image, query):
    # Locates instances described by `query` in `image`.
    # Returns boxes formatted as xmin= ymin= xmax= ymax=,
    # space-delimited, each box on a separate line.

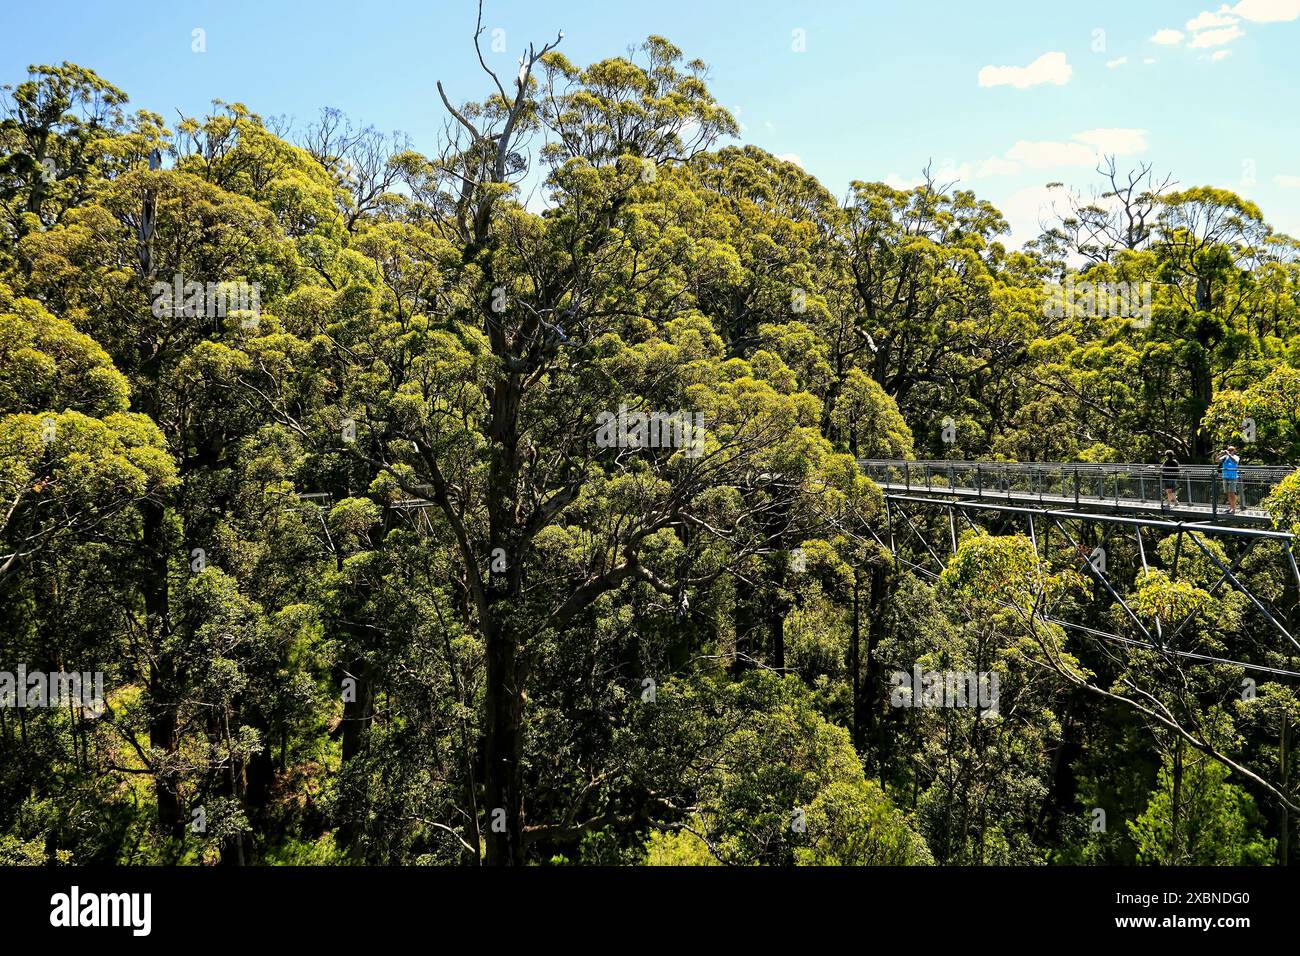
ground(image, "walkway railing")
xmin=858 ymin=459 xmax=1295 ymax=518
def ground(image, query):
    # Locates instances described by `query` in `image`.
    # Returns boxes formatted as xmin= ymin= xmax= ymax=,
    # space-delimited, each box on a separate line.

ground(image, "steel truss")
xmin=874 ymin=492 xmax=1300 ymax=679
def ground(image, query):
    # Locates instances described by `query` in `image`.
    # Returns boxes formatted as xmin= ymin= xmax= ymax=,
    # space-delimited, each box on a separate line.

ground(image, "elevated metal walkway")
xmin=858 ymin=459 xmax=1294 ymax=526
xmin=857 ymin=458 xmax=1300 ymax=678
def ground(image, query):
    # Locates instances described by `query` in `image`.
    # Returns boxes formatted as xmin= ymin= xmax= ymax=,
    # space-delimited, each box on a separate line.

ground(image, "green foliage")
xmin=643 ymin=829 xmax=718 ymax=866
xmin=1129 ymin=747 xmax=1275 ymax=865
xmin=1 ymin=37 xmax=1297 ymax=870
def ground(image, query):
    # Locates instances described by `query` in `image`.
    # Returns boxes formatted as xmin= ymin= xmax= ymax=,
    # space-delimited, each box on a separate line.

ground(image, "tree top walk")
xmin=859 ymin=459 xmax=1295 ymax=527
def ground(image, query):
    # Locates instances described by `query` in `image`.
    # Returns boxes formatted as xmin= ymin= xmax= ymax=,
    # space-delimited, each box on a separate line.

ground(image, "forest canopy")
xmin=2 ymin=22 xmax=1299 ymax=868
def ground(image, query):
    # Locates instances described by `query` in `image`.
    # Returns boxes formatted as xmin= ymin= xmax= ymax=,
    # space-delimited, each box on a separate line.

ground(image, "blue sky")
xmin=4 ymin=0 xmax=1300 ymax=244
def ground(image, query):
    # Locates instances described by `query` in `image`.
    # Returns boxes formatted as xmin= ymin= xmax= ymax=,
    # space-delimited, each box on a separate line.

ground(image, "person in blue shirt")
xmin=1217 ymin=445 xmax=1241 ymax=514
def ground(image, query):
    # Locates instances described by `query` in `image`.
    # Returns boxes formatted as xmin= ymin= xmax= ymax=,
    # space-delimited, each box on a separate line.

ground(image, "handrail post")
xmin=1212 ymin=470 xmax=1218 ymax=518
xmin=1074 ymin=467 xmax=1080 ymax=507
xmin=976 ymin=464 xmax=982 ymax=499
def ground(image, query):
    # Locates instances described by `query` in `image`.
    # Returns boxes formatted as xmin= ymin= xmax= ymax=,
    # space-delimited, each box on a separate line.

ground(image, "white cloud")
xmin=1005 ymin=139 xmax=1098 ymax=168
xmin=775 ymin=152 xmax=803 ymax=168
xmin=1001 ymin=129 xmax=1148 ymax=170
xmin=1232 ymin=0 xmax=1300 ymax=21
xmin=978 ymin=51 xmax=1071 ymax=89
xmin=1187 ymin=6 xmax=1240 ymax=30
xmin=1106 ymin=56 xmax=1128 ymax=68
xmin=982 ymin=128 xmax=1149 ymax=176
xmin=1145 ymin=1 xmax=1293 ymax=61
xmin=1275 ymin=174 xmax=1300 ymax=188
xmin=917 ymin=160 xmax=975 ymax=183
xmin=886 ymin=132 xmax=1147 ymax=197
xmin=1189 ymin=24 xmax=1246 ymax=46
xmin=977 ymin=156 xmax=1021 ymax=177
xmin=884 ymin=172 xmax=924 ymax=190
xmin=998 ymin=184 xmax=1061 ymax=249
xmin=1144 ymin=57 xmax=1157 ymax=64
xmin=1072 ymin=128 xmax=1150 ymax=155
xmin=881 ymin=157 xmax=1015 ymax=188
xmin=1211 ymin=49 xmax=1233 ymax=59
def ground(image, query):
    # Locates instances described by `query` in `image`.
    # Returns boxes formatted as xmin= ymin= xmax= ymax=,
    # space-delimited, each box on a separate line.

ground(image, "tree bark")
xmin=850 ymin=569 xmax=862 ymax=751
xmin=339 ymin=657 xmax=375 ymax=765
xmin=1171 ymin=739 xmax=1184 ymax=863
xmin=862 ymin=563 xmax=888 ymax=756
xmin=483 ymin=609 xmax=525 ymax=865
xmin=142 ymin=499 xmax=184 ymax=842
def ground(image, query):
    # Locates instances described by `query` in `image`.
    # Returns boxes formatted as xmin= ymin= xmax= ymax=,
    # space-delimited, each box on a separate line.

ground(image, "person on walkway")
xmin=1217 ymin=445 xmax=1241 ymax=514
xmin=1161 ymin=450 xmax=1179 ymax=509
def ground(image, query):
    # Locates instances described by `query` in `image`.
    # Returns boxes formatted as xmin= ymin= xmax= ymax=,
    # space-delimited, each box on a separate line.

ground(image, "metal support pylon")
xmin=872 ymin=489 xmax=1300 ymax=679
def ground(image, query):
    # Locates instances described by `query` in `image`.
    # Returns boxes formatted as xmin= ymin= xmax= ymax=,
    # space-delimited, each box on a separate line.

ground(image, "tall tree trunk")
xmin=339 ymin=657 xmax=375 ymax=765
xmin=769 ymin=554 xmax=787 ymax=671
xmin=733 ymin=571 xmax=758 ymax=671
xmin=862 ymin=563 xmax=888 ymax=757
xmin=771 ymin=607 xmax=786 ymax=671
xmin=1171 ymin=739 xmax=1184 ymax=863
xmin=482 ymin=353 xmax=527 ymax=866
xmin=483 ymin=609 xmax=525 ymax=865
xmin=1281 ymin=708 xmax=1290 ymax=866
xmin=337 ymin=655 xmax=376 ymax=852
xmin=1189 ymin=273 xmax=1216 ymax=461
xmin=850 ymin=569 xmax=862 ymax=751
xmin=1190 ymin=351 xmax=1214 ymax=461
xmin=142 ymin=499 xmax=183 ymax=842
xmin=218 ymin=712 xmax=249 ymax=866
xmin=26 ymin=130 xmax=50 ymax=221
